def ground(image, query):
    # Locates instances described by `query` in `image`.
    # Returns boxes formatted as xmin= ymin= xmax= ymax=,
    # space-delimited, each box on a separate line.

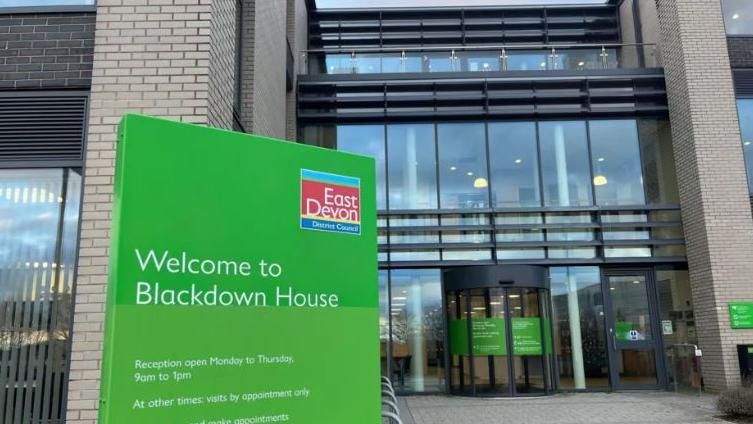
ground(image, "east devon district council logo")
xmin=300 ymin=169 xmax=361 ymax=235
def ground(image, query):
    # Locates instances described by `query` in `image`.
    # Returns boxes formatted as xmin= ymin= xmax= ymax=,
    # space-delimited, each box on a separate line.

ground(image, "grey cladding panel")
xmin=0 ymin=94 xmax=87 ymax=165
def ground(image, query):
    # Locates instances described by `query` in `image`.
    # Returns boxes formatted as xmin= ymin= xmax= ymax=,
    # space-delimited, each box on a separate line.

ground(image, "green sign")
xmin=615 ymin=321 xmax=634 ymax=341
xmin=512 ymin=318 xmax=543 ymax=356
xmin=449 ymin=319 xmax=506 ymax=356
xmin=99 ymin=115 xmax=380 ymax=423
xmin=730 ymin=302 xmax=753 ymax=329
xmin=449 ymin=318 xmax=549 ymax=356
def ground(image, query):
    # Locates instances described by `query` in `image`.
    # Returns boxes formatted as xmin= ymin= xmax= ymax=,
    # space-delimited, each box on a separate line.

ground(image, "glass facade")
xmin=303 ymin=119 xmax=678 ymax=211
xmin=735 ymin=99 xmax=753 ymax=194
xmin=386 ymin=269 xmax=444 ymax=393
xmin=550 ymin=267 xmax=609 ymax=390
xmin=437 ymin=123 xmax=489 ymax=209
xmin=722 ymin=0 xmax=753 ymax=35
xmin=488 ymin=122 xmax=540 ymax=208
xmin=539 ymin=121 xmax=593 ymax=207
xmin=656 ymin=268 xmax=699 ymax=390
xmin=0 ymin=168 xmax=81 ymax=423
xmin=387 ymin=124 xmax=438 ymax=210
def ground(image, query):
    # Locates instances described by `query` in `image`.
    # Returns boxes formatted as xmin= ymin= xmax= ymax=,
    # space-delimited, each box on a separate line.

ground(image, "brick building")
xmin=0 ymin=0 xmax=752 ymax=422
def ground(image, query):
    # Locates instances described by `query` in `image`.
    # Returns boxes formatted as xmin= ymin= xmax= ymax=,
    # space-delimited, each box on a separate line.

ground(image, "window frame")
xmin=721 ymin=0 xmax=753 ymax=37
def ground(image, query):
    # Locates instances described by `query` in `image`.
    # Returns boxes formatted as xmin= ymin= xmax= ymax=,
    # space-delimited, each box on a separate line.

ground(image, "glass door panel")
xmin=604 ymin=272 xmax=664 ymax=389
xmin=447 ymin=287 xmax=552 ymax=396
xmin=510 ymin=288 xmax=547 ymax=394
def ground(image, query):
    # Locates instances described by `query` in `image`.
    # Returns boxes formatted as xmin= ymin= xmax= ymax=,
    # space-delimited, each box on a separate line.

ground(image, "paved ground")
xmin=397 ymin=392 xmax=728 ymax=424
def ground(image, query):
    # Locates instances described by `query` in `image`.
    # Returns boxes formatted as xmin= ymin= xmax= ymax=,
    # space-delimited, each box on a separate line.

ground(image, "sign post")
xmin=99 ymin=114 xmax=380 ymax=423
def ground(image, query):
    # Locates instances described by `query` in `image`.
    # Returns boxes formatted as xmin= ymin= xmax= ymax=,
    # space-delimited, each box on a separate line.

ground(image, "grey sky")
xmin=316 ymin=0 xmax=608 ymax=8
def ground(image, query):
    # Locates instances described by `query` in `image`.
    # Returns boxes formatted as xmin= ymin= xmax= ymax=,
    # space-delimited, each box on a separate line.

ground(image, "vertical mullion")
xmin=0 ymin=220 xmax=27 ymax=421
xmin=41 ymin=169 xmax=71 ymax=423
xmin=484 ymin=120 xmax=497 ymax=263
xmin=465 ymin=291 xmax=475 ymax=396
xmin=10 ymin=240 xmax=35 ymax=423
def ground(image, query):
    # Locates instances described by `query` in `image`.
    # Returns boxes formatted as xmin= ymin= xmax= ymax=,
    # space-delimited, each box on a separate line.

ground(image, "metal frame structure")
xmin=308 ymin=3 xmax=621 ymax=49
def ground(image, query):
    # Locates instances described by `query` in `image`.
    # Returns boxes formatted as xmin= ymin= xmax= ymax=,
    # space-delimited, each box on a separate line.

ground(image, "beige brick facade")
xmin=65 ymin=0 xmax=237 ymax=422
xmin=656 ymin=0 xmax=753 ymax=391
xmin=243 ymin=0 xmax=287 ymax=139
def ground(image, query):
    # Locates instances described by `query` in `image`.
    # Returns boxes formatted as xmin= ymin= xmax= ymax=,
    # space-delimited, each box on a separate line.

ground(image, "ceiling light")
xmin=593 ymin=175 xmax=608 ymax=186
xmin=514 ymin=159 xmax=522 ymax=164
xmin=633 ymin=280 xmax=640 ymax=284
xmin=467 ymin=171 xmax=473 ymax=176
xmin=508 ymin=294 xmax=520 ymax=298
xmin=490 ymin=301 xmax=502 ymax=305
xmin=597 ymin=157 xmax=605 ymax=162
xmin=514 ymin=306 xmax=522 ymax=310
xmin=392 ymin=296 xmax=407 ymax=300
xmin=450 ymin=166 xmax=457 ymax=171
xmin=472 ymin=307 xmax=486 ymax=311
xmin=745 ymin=141 xmax=751 ymax=146
xmin=578 ymin=61 xmax=585 ymax=67
xmin=733 ymin=13 xmax=740 ymax=19
xmin=540 ymin=62 xmax=546 ymax=67
xmin=474 ymin=177 xmax=488 ymax=188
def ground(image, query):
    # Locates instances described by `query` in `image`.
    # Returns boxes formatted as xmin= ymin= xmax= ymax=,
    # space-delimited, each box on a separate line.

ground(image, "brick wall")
xmin=65 ymin=1 xmax=236 ymax=422
xmin=208 ymin=0 xmax=237 ymax=128
xmin=250 ymin=0 xmax=286 ymax=139
xmin=237 ymin=0 xmax=287 ymax=139
xmin=656 ymin=0 xmax=753 ymax=391
xmin=286 ymin=0 xmax=307 ymax=141
xmin=0 ymin=12 xmax=95 ymax=89
xmin=728 ymin=37 xmax=753 ymax=69
xmin=238 ymin=0 xmax=254 ymax=132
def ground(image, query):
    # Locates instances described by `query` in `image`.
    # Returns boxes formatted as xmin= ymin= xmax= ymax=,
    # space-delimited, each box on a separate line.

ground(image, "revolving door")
xmin=445 ymin=266 xmax=554 ymax=397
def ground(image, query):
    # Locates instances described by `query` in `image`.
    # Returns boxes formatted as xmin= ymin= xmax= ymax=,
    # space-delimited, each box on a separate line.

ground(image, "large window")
xmin=539 ymin=121 xmax=593 ymax=207
xmin=589 ymin=120 xmax=646 ymax=206
xmin=722 ymin=0 xmax=753 ymax=35
xmin=550 ymin=266 xmax=609 ymax=390
xmin=303 ymin=119 xmax=676 ymax=211
xmin=0 ymin=168 xmax=82 ymax=424
xmin=639 ymin=119 xmax=679 ymax=204
xmin=736 ymin=99 xmax=753 ymax=194
xmin=336 ymin=125 xmax=387 ymax=209
xmin=389 ymin=269 xmax=444 ymax=393
xmin=437 ymin=123 xmax=489 ymax=209
xmin=489 ymin=122 xmax=541 ymax=208
xmin=387 ymin=124 xmax=438 ymax=210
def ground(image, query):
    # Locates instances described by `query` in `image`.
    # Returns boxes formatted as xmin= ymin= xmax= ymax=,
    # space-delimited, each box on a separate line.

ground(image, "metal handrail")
xmin=303 ymin=42 xmax=658 ymax=54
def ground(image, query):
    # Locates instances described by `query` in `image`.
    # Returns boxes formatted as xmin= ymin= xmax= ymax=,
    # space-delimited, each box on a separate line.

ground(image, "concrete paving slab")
xmin=398 ymin=392 xmax=727 ymax=424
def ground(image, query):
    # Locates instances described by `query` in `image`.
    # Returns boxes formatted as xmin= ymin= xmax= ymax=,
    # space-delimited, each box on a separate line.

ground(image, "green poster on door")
xmin=449 ymin=318 xmax=506 ymax=356
xmin=512 ymin=318 xmax=543 ymax=356
xmin=99 ymin=115 xmax=380 ymax=423
xmin=729 ymin=302 xmax=753 ymax=329
xmin=472 ymin=319 xmax=507 ymax=355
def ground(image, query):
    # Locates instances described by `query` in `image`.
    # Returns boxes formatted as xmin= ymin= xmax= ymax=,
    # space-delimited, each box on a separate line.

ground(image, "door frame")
xmin=601 ymin=268 xmax=668 ymax=390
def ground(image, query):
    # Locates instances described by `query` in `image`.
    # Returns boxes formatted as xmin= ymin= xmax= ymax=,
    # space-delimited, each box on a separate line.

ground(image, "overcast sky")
xmin=316 ymin=0 xmax=608 ymax=8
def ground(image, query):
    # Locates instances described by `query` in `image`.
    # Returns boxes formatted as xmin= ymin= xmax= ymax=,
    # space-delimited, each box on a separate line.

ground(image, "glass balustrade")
xmin=303 ymin=44 xmax=659 ymax=75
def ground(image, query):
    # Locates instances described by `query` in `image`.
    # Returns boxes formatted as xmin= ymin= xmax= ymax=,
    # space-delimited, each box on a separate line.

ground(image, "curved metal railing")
xmin=381 ymin=376 xmax=404 ymax=424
